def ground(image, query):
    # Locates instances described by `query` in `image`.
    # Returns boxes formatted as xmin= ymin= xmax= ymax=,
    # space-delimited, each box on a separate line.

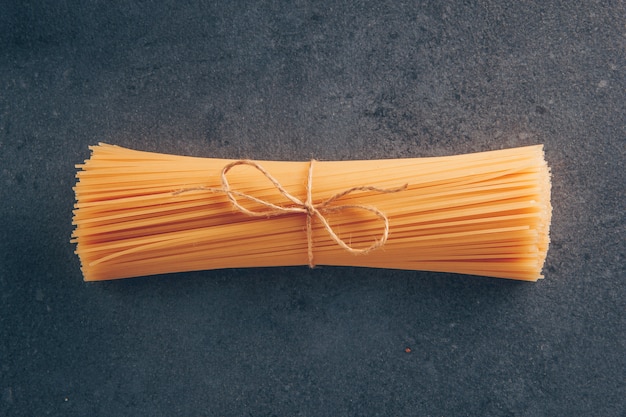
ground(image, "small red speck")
xmin=405 ymin=347 xmax=411 ymax=353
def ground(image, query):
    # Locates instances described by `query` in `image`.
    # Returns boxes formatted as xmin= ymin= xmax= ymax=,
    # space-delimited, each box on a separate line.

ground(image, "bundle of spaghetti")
xmin=71 ymin=143 xmax=551 ymax=281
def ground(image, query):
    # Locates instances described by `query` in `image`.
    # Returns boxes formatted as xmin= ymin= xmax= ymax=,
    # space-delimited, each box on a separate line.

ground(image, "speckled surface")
xmin=1 ymin=1 xmax=624 ymax=416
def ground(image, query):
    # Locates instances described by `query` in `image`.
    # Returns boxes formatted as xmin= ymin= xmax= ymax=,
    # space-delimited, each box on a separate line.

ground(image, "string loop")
xmin=180 ymin=160 xmax=407 ymax=267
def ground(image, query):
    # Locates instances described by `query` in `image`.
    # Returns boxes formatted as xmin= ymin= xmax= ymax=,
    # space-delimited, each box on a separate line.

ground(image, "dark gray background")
xmin=1 ymin=1 xmax=624 ymax=416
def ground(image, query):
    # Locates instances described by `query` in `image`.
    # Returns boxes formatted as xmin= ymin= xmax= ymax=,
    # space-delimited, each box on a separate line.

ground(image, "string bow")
xmin=217 ymin=160 xmax=407 ymax=267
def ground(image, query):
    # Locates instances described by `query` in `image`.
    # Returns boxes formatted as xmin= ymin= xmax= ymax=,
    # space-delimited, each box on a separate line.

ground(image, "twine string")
xmin=177 ymin=159 xmax=408 ymax=267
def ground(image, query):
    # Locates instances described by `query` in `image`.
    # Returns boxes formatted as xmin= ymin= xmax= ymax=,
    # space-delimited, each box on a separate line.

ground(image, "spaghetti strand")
xmin=72 ymin=144 xmax=551 ymax=281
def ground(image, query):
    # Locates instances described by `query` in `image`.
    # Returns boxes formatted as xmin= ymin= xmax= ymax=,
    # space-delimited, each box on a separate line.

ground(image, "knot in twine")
xmin=182 ymin=160 xmax=407 ymax=268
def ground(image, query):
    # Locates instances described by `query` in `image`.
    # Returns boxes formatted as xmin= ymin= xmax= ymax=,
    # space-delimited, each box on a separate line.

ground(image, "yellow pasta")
xmin=72 ymin=143 xmax=551 ymax=281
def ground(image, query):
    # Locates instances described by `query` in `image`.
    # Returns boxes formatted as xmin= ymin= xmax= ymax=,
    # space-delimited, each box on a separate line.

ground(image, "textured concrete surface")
xmin=1 ymin=1 xmax=624 ymax=416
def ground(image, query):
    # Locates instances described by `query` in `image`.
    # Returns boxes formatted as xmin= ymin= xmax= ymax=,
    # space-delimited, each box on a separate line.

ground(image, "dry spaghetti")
xmin=71 ymin=144 xmax=551 ymax=281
